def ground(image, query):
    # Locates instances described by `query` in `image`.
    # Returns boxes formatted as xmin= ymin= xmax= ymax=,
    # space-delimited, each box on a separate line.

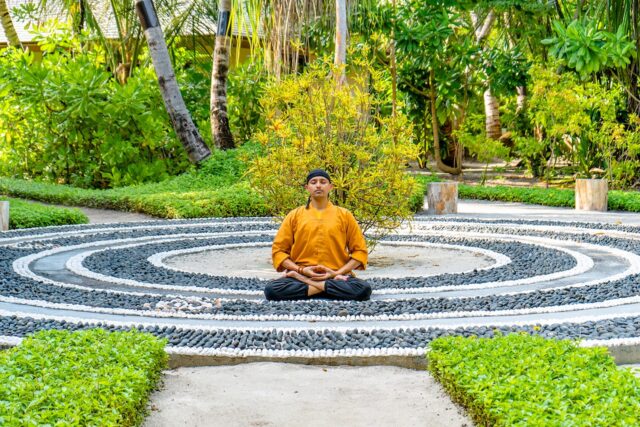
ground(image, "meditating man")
xmin=264 ymin=169 xmax=372 ymax=301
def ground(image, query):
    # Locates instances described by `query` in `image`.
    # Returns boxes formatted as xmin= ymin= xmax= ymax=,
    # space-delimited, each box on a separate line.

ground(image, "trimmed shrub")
xmin=249 ymin=62 xmax=418 ymax=238
xmin=428 ymin=334 xmax=640 ymax=426
xmin=3 ymin=198 xmax=88 ymax=229
xmin=0 ymin=329 xmax=167 ymax=426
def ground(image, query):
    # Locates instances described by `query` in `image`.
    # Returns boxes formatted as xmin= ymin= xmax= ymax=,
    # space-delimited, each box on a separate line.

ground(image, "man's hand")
xmin=308 ymin=265 xmax=337 ymax=281
xmin=300 ymin=265 xmax=327 ymax=280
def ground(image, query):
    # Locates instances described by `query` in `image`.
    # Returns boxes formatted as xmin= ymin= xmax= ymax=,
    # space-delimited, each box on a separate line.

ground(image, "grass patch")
xmin=428 ymin=334 xmax=640 ymax=426
xmin=0 ymin=148 xmax=269 ymax=219
xmin=0 ymin=329 xmax=167 ymax=426
xmin=0 ymin=147 xmax=425 ymax=219
xmin=413 ymin=173 xmax=640 ymax=212
xmin=1 ymin=197 xmax=88 ymax=229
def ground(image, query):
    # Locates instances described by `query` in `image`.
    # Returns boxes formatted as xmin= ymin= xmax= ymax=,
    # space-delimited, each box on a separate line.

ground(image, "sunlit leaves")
xmin=429 ymin=334 xmax=640 ymax=426
xmin=0 ymin=329 xmax=167 ymax=426
xmin=543 ymin=20 xmax=636 ymax=80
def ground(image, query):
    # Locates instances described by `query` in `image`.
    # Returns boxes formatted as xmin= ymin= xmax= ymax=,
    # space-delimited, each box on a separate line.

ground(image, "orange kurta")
xmin=272 ymin=202 xmax=368 ymax=273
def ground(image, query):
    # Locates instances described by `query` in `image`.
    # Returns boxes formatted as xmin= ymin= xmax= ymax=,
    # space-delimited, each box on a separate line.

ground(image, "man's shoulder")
xmin=285 ymin=206 xmax=306 ymax=219
xmin=334 ymin=205 xmax=357 ymax=222
xmin=334 ymin=205 xmax=354 ymax=215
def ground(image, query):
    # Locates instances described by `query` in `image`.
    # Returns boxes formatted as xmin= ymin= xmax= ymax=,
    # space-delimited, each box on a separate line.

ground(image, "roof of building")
xmin=0 ymin=0 xmax=258 ymax=45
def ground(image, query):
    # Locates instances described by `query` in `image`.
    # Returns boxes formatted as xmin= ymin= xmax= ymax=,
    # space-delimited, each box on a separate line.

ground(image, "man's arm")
xmin=272 ymin=212 xmax=295 ymax=272
xmin=334 ymin=258 xmax=362 ymax=277
xmin=345 ymin=211 xmax=368 ymax=270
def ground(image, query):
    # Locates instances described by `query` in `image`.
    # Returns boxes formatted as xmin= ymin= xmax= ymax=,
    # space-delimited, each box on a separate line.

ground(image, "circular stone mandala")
xmin=2 ymin=216 xmax=640 ymax=359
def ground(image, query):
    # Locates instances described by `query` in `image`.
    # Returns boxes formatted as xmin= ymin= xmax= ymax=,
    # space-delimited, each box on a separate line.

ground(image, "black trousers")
xmin=264 ymin=276 xmax=372 ymax=301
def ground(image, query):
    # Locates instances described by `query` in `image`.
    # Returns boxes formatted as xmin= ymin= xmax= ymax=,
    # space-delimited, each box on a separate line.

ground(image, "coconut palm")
xmin=136 ymin=0 xmax=211 ymax=163
xmin=211 ymin=0 xmax=234 ymax=149
xmin=0 ymin=0 xmax=22 ymax=47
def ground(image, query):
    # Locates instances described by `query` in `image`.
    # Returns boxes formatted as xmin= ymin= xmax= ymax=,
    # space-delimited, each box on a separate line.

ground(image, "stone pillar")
xmin=0 ymin=201 xmax=8 ymax=231
xmin=575 ymin=179 xmax=608 ymax=212
xmin=427 ymin=182 xmax=458 ymax=215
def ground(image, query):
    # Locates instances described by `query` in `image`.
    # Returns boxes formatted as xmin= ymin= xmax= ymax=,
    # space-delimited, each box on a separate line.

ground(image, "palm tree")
xmin=0 ymin=0 xmax=22 ymax=48
xmin=211 ymin=0 xmax=234 ymax=149
xmin=334 ymin=0 xmax=347 ymax=84
xmin=135 ymin=0 xmax=211 ymax=163
xmin=471 ymin=8 xmax=502 ymax=140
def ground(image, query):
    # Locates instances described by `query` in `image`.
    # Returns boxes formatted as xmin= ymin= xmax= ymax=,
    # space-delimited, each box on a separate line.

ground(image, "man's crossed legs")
xmin=264 ymin=270 xmax=372 ymax=301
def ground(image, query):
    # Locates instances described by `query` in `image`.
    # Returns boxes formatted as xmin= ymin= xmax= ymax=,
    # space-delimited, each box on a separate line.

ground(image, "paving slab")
xmin=452 ymin=199 xmax=640 ymax=226
xmin=143 ymin=363 xmax=472 ymax=427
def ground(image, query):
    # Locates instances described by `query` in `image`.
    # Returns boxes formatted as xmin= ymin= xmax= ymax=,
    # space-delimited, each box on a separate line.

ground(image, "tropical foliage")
xmin=429 ymin=334 xmax=640 ymax=426
xmin=0 ymin=329 xmax=167 ymax=426
xmin=0 ymin=23 xmax=191 ymax=188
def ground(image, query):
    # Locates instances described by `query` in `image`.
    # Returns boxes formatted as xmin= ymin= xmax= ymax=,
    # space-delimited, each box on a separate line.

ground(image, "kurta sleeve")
xmin=272 ymin=211 xmax=295 ymax=271
xmin=345 ymin=211 xmax=368 ymax=270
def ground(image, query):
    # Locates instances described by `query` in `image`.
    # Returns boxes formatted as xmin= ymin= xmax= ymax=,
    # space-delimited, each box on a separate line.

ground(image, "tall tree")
xmin=0 ymin=0 xmax=22 ymax=48
xmin=211 ymin=0 xmax=234 ymax=149
xmin=334 ymin=0 xmax=347 ymax=84
xmin=135 ymin=0 xmax=211 ymax=163
xmin=471 ymin=8 xmax=501 ymax=140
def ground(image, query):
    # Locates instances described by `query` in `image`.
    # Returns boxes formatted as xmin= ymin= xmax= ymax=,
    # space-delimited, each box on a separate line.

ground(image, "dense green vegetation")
xmin=1 ymin=197 xmax=88 ymax=229
xmin=0 ymin=329 xmax=167 ymax=426
xmin=428 ymin=334 xmax=640 ymax=426
xmin=0 ymin=148 xmax=267 ymax=219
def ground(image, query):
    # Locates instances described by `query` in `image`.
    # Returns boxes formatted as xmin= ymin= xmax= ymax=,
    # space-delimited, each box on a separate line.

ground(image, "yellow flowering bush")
xmin=248 ymin=62 xmax=418 ymax=240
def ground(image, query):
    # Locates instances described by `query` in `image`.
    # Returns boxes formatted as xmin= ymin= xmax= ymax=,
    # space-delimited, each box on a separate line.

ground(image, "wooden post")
xmin=575 ymin=179 xmax=608 ymax=212
xmin=427 ymin=182 xmax=458 ymax=215
xmin=0 ymin=201 xmax=8 ymax=231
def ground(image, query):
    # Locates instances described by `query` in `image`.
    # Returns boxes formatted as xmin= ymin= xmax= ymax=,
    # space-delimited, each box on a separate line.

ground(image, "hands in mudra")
xmin=286 ymin=265 xmax=349 ymax=281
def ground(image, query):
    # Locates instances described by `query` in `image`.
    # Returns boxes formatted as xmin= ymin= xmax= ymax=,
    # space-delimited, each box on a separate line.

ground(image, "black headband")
xmin=305 ymin=169 xmax=331 ymax=184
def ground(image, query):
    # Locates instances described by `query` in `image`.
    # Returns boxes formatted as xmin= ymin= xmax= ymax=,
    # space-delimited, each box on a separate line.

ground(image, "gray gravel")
xmin=1 ymin=314 xmax=640 ymax=350
xmin=82 ymin=234 xmax=576 ymax=291
xmin=2 ymin=217 xmax=640 ymax=349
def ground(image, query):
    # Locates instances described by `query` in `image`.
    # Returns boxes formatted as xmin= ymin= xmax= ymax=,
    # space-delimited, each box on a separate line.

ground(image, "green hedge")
xmin=428 ymin=334 xmax=640 ymax=426
xmin=0 ymin=146 xmax=426 ymax=219
xmin=414 ymin=173 xmax=640 ymax=212
xmin=0 ymin=147 xmax=269 ymax=219
xmin=2 ymin=198 xmax=88 ymax=229
xmin=0 ymin=176 xmax=269 ymax=219
xmin=0 ymin=329 xmax=167 ymax=426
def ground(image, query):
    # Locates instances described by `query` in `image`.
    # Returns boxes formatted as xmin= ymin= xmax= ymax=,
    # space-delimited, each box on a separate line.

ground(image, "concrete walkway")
xmin=143 ymin=363 xmax=471 ymax=427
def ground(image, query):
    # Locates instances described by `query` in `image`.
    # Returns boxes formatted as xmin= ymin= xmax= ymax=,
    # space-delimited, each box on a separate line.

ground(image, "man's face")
xmin=305 ymin=177 xmax=333 ymax=199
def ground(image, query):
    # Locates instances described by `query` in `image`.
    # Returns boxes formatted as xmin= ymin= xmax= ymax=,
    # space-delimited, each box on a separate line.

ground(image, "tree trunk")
xmin=516 ymin=86 xmax=527 ymax=114
xmin=211 ymin=0 xmax=234 ymax=150
xmin=390 ymin=0 xmax=397 ymax=123
xmin=484 ymin=88 xmax=502 ymax=140
xmin=334 ymin=0 xmax=347 ymax=85
xmin=0 ymin=0 xmax=22 ymax=48
xmin=430 ymin=71 xmax=461 ymax=175
xmin=473 ymin=9 xmax=501 ymax=140
xmin=135 ymin=0 xmax=211 ymax=164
